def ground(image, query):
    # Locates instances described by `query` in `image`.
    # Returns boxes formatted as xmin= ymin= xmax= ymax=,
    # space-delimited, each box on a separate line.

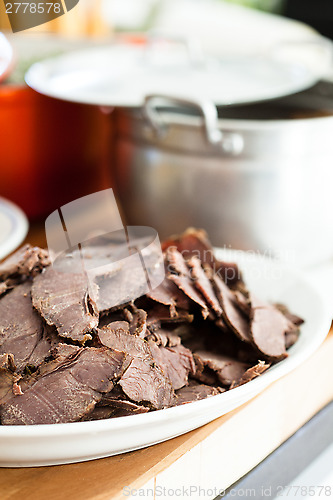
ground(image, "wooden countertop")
xmin=2 ymin=224 xmax=333 ymax=500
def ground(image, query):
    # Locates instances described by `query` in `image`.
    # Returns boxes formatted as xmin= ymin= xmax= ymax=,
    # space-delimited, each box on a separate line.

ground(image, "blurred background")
xmin=1 ymin=0 xmax=333 ymax=268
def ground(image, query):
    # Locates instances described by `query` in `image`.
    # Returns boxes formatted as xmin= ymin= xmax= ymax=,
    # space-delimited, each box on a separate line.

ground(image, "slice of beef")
xmin=194 ymin=351 xmax=251 ymax=387
xmin=0 ymin=354 xmax=18 ymax=405
xmin=285 ymin=330 xmax=300 ymax=349
xmin=84 ymin=387 xmax=150 ymax=420
xmin=162 ymin=228 xmax=243 ymax=288
xmin=146 ymin=327 xmax=181 ymax=347
xmin=101 ymin=320 xmax=130 ymax=335
xmin=173 ymin=381 xmax=221 ymax=406
xmin=1 ymin=347 xmax=127 ymax=425
xmin=32 ymin=267 xmax=99 ymax=344
xmin=98 ymin=327 xmax=174 ymax=409
xmin=146 ymin=278 xmax=190 ymax=315
xmin=148 ymin=342 xmax=195 ymax=390
xmin=187 ymin=257 xmax=222 ymax=317
xmin=0 ymin=282 xmax=47 ymax=373
xmin=83 ymin=399 xmax=149 ymax=420
xmin=168 ymin=275 xmax=209 ymax=319
xmin=213 ymin=275 xmax=252 ymax=343
xmin=250 ymin=304 xmax=292 ymax=361
xmin=230 ymin=361 xmax=270 ymax=388
xmin=147 ymin=304 xmax=194 ymax=327
xmin=166 ymin=248 xmax=209 ymax=317
xmin=123 ymin=306 xmax=147 ymax=338
xmin=0 ymin=245 xmax=50 ymax=284
xmin=275 ymin=303 xmax=305 ymax=327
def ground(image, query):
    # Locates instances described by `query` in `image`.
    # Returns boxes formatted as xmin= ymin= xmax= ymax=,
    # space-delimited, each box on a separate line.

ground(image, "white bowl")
xmin=0 ymin=248 xmax=331 ymax=467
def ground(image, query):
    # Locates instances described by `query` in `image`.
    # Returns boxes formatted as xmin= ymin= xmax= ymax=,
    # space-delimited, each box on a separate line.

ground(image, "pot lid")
xmin=25 ymin=37 xmax=332 ymax=107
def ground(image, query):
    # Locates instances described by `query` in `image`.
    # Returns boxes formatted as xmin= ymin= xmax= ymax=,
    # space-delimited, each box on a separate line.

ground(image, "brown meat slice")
xmin=32 ymin=267 xmax=99 ymax=344
xmin=148 ymin=342 xmax=195 ymax=390
xmin=1 ymin=347 xmax=127 ymax=425
xmin=168 ymin=275 xmax=209 ymax=319
xmin=250 ymin=304 xmax=291 ymax=361
xmin=84 ymin=387 xmax=149 ymax=420
xmin=0 ymin=245 xmax=51 ymax=297
xmin=194 ymin=351 xmax=251 ymax=387
xmin=173 ymin=381 xmax=221 ymax=406
xmin=0 ymin=282 xmax=47 ymax=372
xmin=98 ymin=327 xmax=174 ymax=409
xmin=147 ymin=304 xmax=194 ymax=327
xmin=123 ymin=307 xmax=147 ymax=338
xmin=231 ymin=361 xmax=270 ymax=388
xmin=0 ymin=354 xmax=18 ymax=405
xmin=146 ymin=328 xmax=181 ymax=347
xmin=0 ymin=245 xmax=51 ymax=280
xmin=162 ymin=228 xmax=243 ymax=288
xmin=166 ymin=248 xmax=208 ymax=317
xmin=187 ymin=257 xmax=222 ymax=317
xmin=84 ymin=399 xmax=149 ymax=420
xmin=147 ymin=278 xmax=190 ymax=314
xmin=275 ymin=303 xmax=305 ymax=327
xmin=213 ymin=275 xmax=252 ymax=343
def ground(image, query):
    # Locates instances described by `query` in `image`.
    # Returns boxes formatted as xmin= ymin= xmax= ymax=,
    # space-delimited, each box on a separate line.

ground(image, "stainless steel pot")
xmin=112 ymin=84 xmax=333 ymax=265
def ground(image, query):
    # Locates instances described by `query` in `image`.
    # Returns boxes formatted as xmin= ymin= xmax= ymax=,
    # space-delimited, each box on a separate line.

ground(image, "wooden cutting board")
xmin=1 ymin=329 xmax=332 ymax=500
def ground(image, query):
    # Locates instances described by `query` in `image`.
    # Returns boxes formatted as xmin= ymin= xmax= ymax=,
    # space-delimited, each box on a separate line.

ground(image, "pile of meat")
xmin=0 ymin=229 xmax=303 ymax=425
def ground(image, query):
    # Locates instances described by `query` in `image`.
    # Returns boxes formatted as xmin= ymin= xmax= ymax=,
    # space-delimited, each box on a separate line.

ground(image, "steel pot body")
xmin=112 ymin=94 xmax=333 ymax=266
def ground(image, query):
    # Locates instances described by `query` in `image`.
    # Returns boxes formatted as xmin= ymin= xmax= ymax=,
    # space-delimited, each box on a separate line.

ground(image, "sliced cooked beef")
xmin=194 ymin=351 xmax=252 ymax=387
xmin=0 ymin=245 xmax=50 ymax=279
xmin=275 ymin=303 xmax=305 ymax=327
xmin=168 ymin=275 xmax=209 ymax=319
xmin=32 ymin=267 xmax=99 ymax=344
xmin=1 ymin=347 xmax=127 ymax=425
xmin=146 ymin=279 xmax=190 ymax=314
xmin=97 ymin=327 xmax=174 ymax=409
xmin=165 ymin=248 xmax=209 ymax=318
xmin=162 ymin=228 xmax=243 ymax=287
xmin=173 ymin=381 xmax=221 ymax=406
xmin=0 ymin=282 xmax=47 ymax=373
xmin=0 ymin=354 xmax=18 ymax=405
xmin=102 ymin=320 xmax=130 ymax=335
xmin=148 ymin=342 xmax=195 ymax=390
xmin=123 ymin=307 xmax=147 ymax=338
xmin=231 ymin=361 xmax=270 ymax=388
xmin=146 ymin=328 xmax=181 ymax=347
xmin=0 ymin=228 xmax=304 ymax=425
xmin=250 ymin=304 xmax=292 ymax=361
xmin=213 ymin=275 xmax=252 ymax=343
xmin=285 ymin=330 xmax=300 ymax=349
xmin=84 ymin=387 xmax=149 ymax=420
xmin=147 ymin=304 xmax=194 ymax=327
xmin=187 ymin=257 xmax=222 ymax=317
xmin=0 ymin=245 xmax=51 ymax=293
xmin=84 ymin=398 xmax=149 ymax=420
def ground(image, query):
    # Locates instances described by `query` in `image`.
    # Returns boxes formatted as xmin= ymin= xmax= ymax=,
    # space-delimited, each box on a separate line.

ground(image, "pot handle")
xmin=143 ymin=94 xmax=244 ymax=156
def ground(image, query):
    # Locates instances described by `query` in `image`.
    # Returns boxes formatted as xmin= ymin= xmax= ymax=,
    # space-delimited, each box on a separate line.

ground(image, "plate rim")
xmin=0 ymin=197 xmax=28 ymax=261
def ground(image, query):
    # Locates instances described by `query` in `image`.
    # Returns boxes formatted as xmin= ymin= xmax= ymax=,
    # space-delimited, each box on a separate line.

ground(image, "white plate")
xmin=25 ymin=41 xmax=326 ymax=108
xmin=0 ymin=249 xmax=331 ymax=467
xmin=0 ymin=197 xmax=28 ymax=261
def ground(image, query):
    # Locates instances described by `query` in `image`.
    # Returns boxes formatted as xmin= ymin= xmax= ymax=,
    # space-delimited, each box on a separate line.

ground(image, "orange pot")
xmin=0 ymin=85 xmax=113 ymax=220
